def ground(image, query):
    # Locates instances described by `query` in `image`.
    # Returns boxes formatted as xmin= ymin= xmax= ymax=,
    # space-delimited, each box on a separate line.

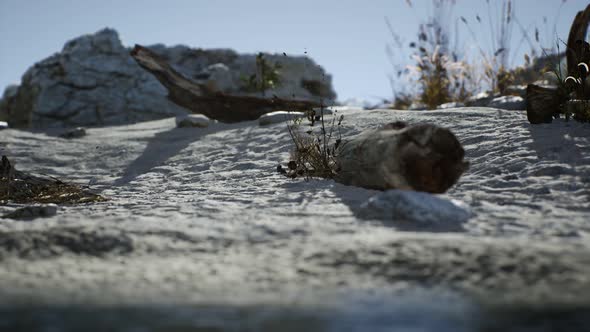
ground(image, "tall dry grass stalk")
xmin=386 ymin=0 xmax=567 ymax=108
xmin=285 ymin=109 xmax=344 ymax=179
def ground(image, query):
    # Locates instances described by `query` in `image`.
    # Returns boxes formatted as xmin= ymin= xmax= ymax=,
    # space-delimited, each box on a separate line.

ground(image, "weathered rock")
xmin=198 ymin=63 xmax=234 ymax=93
xmin=175 ymin=114 xmax=212 ymax=128
xmin=0 ymin=84 xmax=18 ymax=122
xmin=1 ymin=204 xmax=58 ymax=220
xmin=465 ymin=91 xmax=493 ymax=107
xmin=408 ymin=102 xmax=428 ymax=110
xmin=258 ymin=111 xmax=304 ymax=126
xmin=2 ymin=28 xmax=189 ymax=128
xmin=488 ymin=95 xmax=526 ymax=110
xmin=437 ymin=102 xmax=465 ymax=109
xmin=504 ymin=85 xmax=528 ymax=98
xmin=59 ymin=127 xmax=86 ymax=139
xmin=358 ymin=190 xmax=471 ymax=227
xmin=3 ymin=28 xmax=336 ymax=128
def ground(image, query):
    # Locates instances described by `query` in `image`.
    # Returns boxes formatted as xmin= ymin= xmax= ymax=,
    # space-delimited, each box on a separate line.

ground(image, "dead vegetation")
xmin=386 ymin=0 xmax=568 ymax=109
xmin=282 ymin=108 xmax=344 ymax=179
xmin=0 ymin=156 xmax=106 ymax=205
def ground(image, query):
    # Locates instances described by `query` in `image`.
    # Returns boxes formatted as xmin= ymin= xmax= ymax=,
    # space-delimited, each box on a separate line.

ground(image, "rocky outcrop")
xmin=487 ymin=95 xmax=526 ymax=110
xmin=0 ymin=28 xmax=336 ymax=128
xmin=463 ymin=91 xmax=527 ymax=110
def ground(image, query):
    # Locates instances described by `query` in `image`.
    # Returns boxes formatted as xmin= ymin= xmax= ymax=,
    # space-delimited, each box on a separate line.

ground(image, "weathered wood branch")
xmin=566 ymin=4 xmax=590 ymax=79
xmin=526 ymin=4 xmax=590 ymax=124
xmin=335 ymin=122 xmax=468 ymax=193
xmin=130 ymin=45 xmax=322 ymax=123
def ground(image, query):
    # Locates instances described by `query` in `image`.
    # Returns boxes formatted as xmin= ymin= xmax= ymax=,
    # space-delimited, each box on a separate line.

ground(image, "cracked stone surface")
xmin=0 ymin=28 xmax=336 ymax=129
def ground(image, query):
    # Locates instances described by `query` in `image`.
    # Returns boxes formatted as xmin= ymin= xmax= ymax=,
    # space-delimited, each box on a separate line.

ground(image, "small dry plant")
xmin=282 ymin=107 xmax=344 ymax=179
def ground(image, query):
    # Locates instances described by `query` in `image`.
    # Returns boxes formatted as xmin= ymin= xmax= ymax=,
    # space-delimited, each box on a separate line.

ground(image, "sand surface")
xmin=1 ymin=108 xmax=589 ymax=330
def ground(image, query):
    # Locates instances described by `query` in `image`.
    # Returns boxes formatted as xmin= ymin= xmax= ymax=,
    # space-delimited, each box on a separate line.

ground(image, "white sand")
xmin=0 ymin=108 xmax=589 ymax=323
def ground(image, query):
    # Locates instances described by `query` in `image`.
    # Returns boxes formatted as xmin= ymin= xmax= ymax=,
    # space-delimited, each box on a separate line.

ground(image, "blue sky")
xmin=0 ymin=0 xmax=586 ymax=102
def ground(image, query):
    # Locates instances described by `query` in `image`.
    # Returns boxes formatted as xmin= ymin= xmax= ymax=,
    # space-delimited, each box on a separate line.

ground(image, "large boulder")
xmin=0 ymin=28 xmax=336 ymax=128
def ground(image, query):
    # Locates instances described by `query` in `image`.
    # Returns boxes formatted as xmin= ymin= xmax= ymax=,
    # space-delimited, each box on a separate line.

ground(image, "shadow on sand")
xmin=279 ymin=178 xmax=468 ymax=233
xmin=112 ymin=123 xmax=236 ymax=186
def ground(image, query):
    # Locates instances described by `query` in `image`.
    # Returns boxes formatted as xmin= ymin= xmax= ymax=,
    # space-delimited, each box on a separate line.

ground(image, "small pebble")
xmin=176 ymin=114 xmax=211 ymax=128
xmin=59 ymin=127 xmax=86 ymax=139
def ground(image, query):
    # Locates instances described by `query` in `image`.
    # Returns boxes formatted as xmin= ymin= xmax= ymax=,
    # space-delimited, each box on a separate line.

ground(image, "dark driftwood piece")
xmin=0 ymin=156 xmax=105 ymax=204
xmin=525 ymin=84 xmax=564 ymax=124
xmin=526 ymin=4 xmax=590 ymax=124
xmin=130 ymin=45 xmax=322 ymax=123
xmin=566 ymin=4 xmax=590 ymax=79
xmin=335 ymin=122 xmax=468 ymax=193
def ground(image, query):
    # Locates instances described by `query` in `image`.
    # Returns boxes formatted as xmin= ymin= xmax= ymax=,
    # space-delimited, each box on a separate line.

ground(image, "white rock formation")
xmin=258 ymin=111 xmax=305 ymax=126
xmin=488 ymin=95 xmax=526 ymax=110
xmin=437 ymin=102 xmax=465 ymax=109
xmin=0 ymin=28 xmax=336 ymax=128
xmin=175 ymin=114 xmax=212 ymax=128
xmin=464 ymin=91 xmax=493 ymax=107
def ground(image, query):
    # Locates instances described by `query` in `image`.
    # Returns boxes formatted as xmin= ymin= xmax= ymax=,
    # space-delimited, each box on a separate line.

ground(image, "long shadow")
xmin=333 ymin=183 xmax=468 ymax=233
xmin=113 ymin=123 xmax=226 ymax=186
xmin=279 ymin=178 xmax=468 ymax=233
xmin=526 ymin=119 xmax=590 ymax=166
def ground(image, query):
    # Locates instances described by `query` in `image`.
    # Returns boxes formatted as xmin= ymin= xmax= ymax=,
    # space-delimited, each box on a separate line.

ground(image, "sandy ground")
xmin=1 ymin=107 xmax=589 ymax=330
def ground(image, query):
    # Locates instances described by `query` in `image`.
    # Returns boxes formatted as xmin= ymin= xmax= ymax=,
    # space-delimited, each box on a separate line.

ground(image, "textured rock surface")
xmin=0 ymin=28 xmax=336 ymax=128
xmin=175 ymin=114 xmax=212 ymax=128
xmin=464 ymin=91 xmax=493 ymax=107
xmin=0 ymin=85 xmax=17 ymax=122
xmin=437 ymin=101 xmax=465 ymax=109
xmin=258 ymin=111 xmax=304 ymax=126
xmin=488 ymin=95 xmax=526 ymax=110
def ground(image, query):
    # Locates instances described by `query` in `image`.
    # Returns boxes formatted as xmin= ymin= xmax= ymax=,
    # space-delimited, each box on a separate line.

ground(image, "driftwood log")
xmin=526 ymin=4 xmax=590 ymax=124
xmin=335 ymin=122 xmax=468 ymax=193
xmin=130 ymin=45 xmax=322 ymax=123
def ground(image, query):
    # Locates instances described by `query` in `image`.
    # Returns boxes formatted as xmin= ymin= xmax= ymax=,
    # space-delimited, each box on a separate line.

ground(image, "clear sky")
xmin=0 ymin=0 xmax=587 ymax=102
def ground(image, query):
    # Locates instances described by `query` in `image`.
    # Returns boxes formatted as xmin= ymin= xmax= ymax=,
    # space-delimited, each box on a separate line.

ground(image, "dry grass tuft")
xmin=283 ymin=108 xmax=344 ymax=179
